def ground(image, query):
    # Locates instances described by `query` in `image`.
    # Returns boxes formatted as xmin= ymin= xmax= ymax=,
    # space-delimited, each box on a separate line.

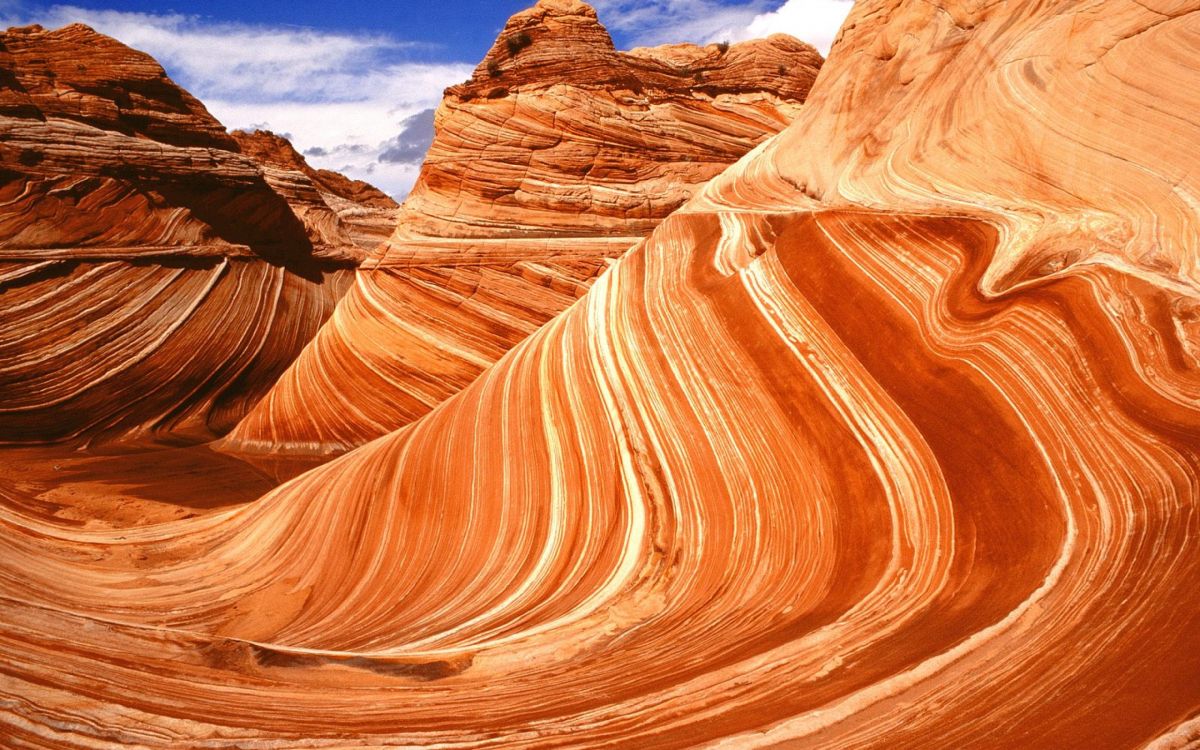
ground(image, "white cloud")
xmin=1 ymin=5 xmax=474 ymax=197
xmin=1 ymin=2 xmax=855 ymax=196
xmin=722 ymin=0 xmax=854 ymax=55
xmin=592 ymin=0 xmax=853 ymax=56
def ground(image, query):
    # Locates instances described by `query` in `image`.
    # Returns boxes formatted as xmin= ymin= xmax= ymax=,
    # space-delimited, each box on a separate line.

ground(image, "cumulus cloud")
xmin=592 ymin=0 xmax=853 ymax=55
xmin=721 ymin=0 xmax=854 ymax=55
xmin=0 ymin=4 xmax=474 ymax=198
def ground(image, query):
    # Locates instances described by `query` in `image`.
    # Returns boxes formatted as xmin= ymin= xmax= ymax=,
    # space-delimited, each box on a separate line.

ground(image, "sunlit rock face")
xmin=0 ymin=24 xmax=381 ymax=443
xmin=3 ymin=0 xmax=1200 ymax=748
xmin=223 ymin=0 xmax=821 ymax=454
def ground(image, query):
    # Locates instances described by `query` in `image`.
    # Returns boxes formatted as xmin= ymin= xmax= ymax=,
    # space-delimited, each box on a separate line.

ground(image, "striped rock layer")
xmin=223 ymin=0 xmax=822 ymax=454
xmin=0 ymin=24 xmax=388 ymax=443
xmin=399 ymin=0 xmax=821 ymax=239
xmin=2 ymin=0 xmax=1200 ymax=748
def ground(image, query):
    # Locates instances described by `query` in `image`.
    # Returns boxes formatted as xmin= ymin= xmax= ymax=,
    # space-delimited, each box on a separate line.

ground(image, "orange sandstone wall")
xmin=231 ymin=128 xmax=399 ymax=252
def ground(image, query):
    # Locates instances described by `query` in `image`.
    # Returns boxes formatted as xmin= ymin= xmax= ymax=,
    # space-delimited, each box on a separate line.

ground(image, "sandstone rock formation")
xmin=0 ymin=23 xmax=384 ymax=443
xmin=401 ymin=0 xmax=818 ymax=238
xmin=231 ymin=128 xmax=398 ymax=251
xmin=224 ymin=0 xmax=822 ymax=453
xmin=3 ymin=0 xmax=1200 ymax=747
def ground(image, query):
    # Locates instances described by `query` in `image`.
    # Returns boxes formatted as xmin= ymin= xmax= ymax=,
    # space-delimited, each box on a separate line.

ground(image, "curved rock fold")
xmin=1 ymin=0 xmax=1199 ymax=748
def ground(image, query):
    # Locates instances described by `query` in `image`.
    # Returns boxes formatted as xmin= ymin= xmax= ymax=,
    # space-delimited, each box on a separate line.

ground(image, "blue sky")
xmin=0 ymin=0 xmax=854 ymax=196
xmin=22 ymin=0 xmax=556 ymax=62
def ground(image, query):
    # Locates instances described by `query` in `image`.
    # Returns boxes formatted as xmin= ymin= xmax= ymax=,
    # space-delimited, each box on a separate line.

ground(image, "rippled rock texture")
xmin=4 ymin=0 xmax=1200 ymax=747
xmin=0 ymin=23 xmax=388 ymax=443
xmin=225 ymin=0 xmax=822 ymax=453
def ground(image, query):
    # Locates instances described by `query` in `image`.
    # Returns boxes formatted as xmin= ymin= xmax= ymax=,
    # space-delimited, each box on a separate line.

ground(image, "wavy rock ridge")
xmin=0 ymin=24 xmax=386 ymax=443
xmin=224 ymin=0 xmax=822 ymax=453
xmin=3 ymin=0 xmax=1200 ymax=747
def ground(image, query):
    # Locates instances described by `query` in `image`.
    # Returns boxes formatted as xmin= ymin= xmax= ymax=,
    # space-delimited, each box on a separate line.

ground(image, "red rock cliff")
xmin=401 ymin=0 xmax=821 ymax=237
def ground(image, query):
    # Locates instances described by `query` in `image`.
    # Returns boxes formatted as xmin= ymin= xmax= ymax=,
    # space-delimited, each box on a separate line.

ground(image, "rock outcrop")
xmin=401 ymin=0 xmax=819 ymax=238
xmin=5 ymin=0 xmax=1200 ymax=747
xmin=231 ymin=129 xmax=399 ymax=251
xmin=224 ymin=0 xmax=822 ymax=453
xmin=0 ymin=23 xmax=384 ymax=442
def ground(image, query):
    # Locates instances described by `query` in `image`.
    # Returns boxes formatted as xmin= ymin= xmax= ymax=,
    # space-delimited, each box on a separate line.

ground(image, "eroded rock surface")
xmin=402 ymin=0 xmax=819 ymax=237
xmin=224 ymin=0 xmax=821 ymax=453
xmin=0 ymin=24 xmax=384 ymax=442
